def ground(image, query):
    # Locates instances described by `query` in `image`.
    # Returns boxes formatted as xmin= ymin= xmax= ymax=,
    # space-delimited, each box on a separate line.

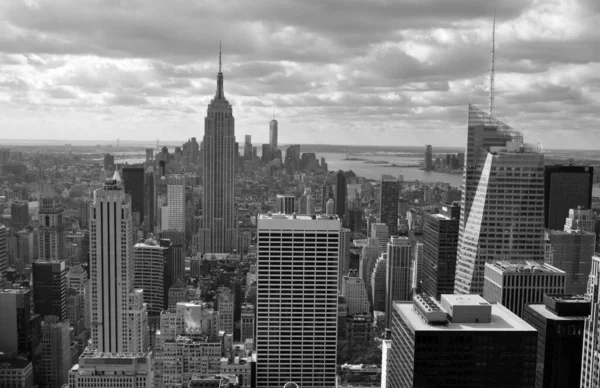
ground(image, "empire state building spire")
xmin=215 ymin=41 xmax=225 ymax=100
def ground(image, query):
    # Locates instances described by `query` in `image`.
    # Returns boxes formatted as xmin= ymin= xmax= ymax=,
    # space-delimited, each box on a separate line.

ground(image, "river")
xmin=114 ymin=151 xmax=464 ymax=187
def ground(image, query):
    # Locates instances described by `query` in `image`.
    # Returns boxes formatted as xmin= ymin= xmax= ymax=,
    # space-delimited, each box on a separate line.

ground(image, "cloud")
xmin=0 ymin=0 xmax=597 ymax=149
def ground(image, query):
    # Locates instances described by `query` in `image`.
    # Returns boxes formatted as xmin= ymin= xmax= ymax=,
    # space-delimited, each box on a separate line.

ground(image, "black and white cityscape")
xmin=0 ymin=1 xmax=599 ymax=388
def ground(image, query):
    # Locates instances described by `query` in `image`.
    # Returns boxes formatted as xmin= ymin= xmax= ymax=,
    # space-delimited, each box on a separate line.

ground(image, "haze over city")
xmin=0 ymin=0 xmax=599 ymax=148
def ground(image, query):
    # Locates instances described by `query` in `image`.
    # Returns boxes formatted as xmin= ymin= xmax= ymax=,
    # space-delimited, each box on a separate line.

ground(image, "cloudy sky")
xmin=0 ymin=0 xmax=598 ymax=149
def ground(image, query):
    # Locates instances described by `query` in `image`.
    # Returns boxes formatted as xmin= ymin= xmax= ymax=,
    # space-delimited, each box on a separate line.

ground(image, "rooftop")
xmin=258 ymin=212 xmax=339 ymax=221
xmin=394 ymin=298 xmax=536 ymax=332
xmin=488 ymin=261 xmax=564 ymax=274
xmin=526 ymin=304 xmax=589 ymax=321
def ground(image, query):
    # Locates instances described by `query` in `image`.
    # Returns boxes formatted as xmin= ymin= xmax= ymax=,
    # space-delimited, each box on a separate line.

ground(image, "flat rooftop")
xmin=258 ymin=213 xmax=339 ymax=221
xmin=526 ymin=304 xmax=589 ymax=321
xmin=488 ymin=260 xmax=564 ymax=274
xmin=394 ymin=301 xmax=536 ymax=332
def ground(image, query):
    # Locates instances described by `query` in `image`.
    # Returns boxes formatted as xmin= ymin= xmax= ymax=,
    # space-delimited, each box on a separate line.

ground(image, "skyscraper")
xmin=167 ymin=174 xmax=185 ymax=233
xmin=524 ymin=294 xmax=590 ymax=388
xmin=11 ymin=201 xmax=29 ymax=230
xmin=483 ymin=261 xmax=566 ymax=317
xmin=387 ymin=294 xmax=537 ymax=388
xmin=339 ymin=228 xmax=351 ymax=288
xmin=371 ymin=255 xmax=387 ymax=312
xmin=581 ymin=255 xmax=600 ymax=387
xmin=39 ymin=316 xmax=71 ymax=388
xmin=133 ymin=239 xmax=168 ymax=316
xmin=564 ymin=207 xmax=595 ymax=233
xmin=89 ymin=172 xmax=149 ymax=353
xmin=144 ymin=167 xmax=155 ymax=233
xmin=336 ymin=171 xmax=347 ymax=220
xmin=385 ymin=236 xmax=412 ymax=327
xmin=38 ymin=197 xmax=65 ymax=261
xmin=275 ymin=195 xmax=295 ymax=215
xmin=269 ymin=119 xmax=278 ymax=150
xmin=455 ymin=107 xmax=545 ymax=295
xmin=243 ymin=135 xmax=252 ymax=160
xmin=0 ymin=224 xmax=7 ymax=280
xmin=379 ymin=175 xmax=399 ymax=235
xmin=544 ymin=165 xmax=594 ymax=230
xmin=341 ymin=275 xmax=370 ymax=315
xmin=422 ymin=202 xmax=460 ymax=300
xmin=424 ymin=145 xmax=433 ymax=171
xmin=548 ymin=229 xmax=596 ymax=294
xmin=122 ymin=167 xmax=145 ymax=225
xmin=198 ymin=49 xmax=237 ymax=254
xmin=216 ymin=286 xmax=234 ymax=334
xmin=255 ymin=213 xmax=339 ymax=388
xmin=32 ymin=259 xmax=67 ymax=321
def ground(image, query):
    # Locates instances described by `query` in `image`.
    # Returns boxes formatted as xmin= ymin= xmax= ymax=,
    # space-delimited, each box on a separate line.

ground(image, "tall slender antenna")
xmin=489 ymin=8 xmax=496 ymax=117
xmin=219 ymin=41 xmax=222 ymax=73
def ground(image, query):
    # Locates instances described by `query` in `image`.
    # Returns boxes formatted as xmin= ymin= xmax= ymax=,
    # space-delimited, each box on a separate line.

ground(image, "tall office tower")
xmin=360 ymin=237 xmax=383 ymax=308
xmin=11 ymin=201 xmax=29 ymax=230
xmin=455 ymin=128 xmax=545 ymax=294
xmin=424 ymin=145 xmax=433 ymax=171
xmin=39 ymin=316 xmax=70 ymax=388
xmin=565 ymin=207 xmax=595 ymax=232
xmin=544 ymin=165 xmax=594 ymax=230
xmin=144 ymin=167 xmax=155 ymax=232
xmin=339 ymin=228 xmax=351 ymax=288
xmin=269 ymin=119 xmax=278 ymax=150
xmin=284 ymin=144 xmax=301 ymax=174
xmin=380 ymin=175 xmax=400 ymax=235
xmin=321 ymin=185 xmax=333 ymax=210
xmin=32 ymin=260 xmax=67 ymax=320
xmin=385 ymin=236 xmax=412 ymax=328
xmin=261 ymin=143 xmax=272 ymax=162
xmin=133 ymin=239 xmax=168 ymax=316
xmin=103 ymin=153 xmax=115 ymax=171
xmin=422 ymin=202 xmax=460 ymax=300
xmin=483 ymin=261 xmax=566 ymax=317
xmin=256 ymin=213 xmax=339 ymax=388
xmin=548 ymin=229 xmax=596 ymax=294
xmin=167 ymin=174 xmax=185 ymax=232
xmin=325 ymin=198 xmax=334 ymax=215
xmin=0 ymin=289 xmax=31 ymax=355
xmin=387 ymin=294 xmax=537 ymax=388
xmin=341 ymin=275 xmax=370 ymax=315
xmin=198 ymin=53 xmax=237 ymax=254
xmin=159 ymin=231 xmax=184 ymax=286
xmin=240 ymin=303 xmax=255 ymax=342
xmin=371 ymin=223 xmax=389 ymax=247
xmin=122 ymin=167 xmax=145 ymax=225
xmin=336 ymin=170 xmax=347 ymax=219
xmin=38 ymin=197 xmax=65 ymax=261
xmin=275 ymin=195 xmax=295 ymax=215
xmin=581 ymin=255 xmax=600 ymax=388
xmin=216 ymin=286 xmax=234 ymax=334
xmin=371 ymin=255 xmax=387 ymax=312
xmin=243 ymin=135 xmax=252 ymax=160
xmin=299 ymin=188 xmax=314 ymax=214
xmin=0 ymin=224 xmax=7 ymax=279
xmin=413 ymin=241 xmax=424 ymax=292
xmin=17 ymin=228 xmax=36 ymax=264
xmin=524 ymin=294 xmax=590 ymax=388
xmin=68 ymin=351 xmax=153 ymax=387
xmin=145 ymin=148 xmax=153 ymax=163
xmin=89 ymin=172 xmax=149 ymax=353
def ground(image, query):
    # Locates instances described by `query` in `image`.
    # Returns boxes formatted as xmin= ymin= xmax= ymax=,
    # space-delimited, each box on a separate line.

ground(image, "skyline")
xmin=0 ymin=1 xmax=599 ymax=149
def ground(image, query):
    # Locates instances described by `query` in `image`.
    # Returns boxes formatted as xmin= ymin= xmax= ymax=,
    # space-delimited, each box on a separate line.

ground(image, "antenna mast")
xmin=219 ymin=41 xmax=222 ymax=73
xmin=489 ymin=8 xmax=496 ymax=117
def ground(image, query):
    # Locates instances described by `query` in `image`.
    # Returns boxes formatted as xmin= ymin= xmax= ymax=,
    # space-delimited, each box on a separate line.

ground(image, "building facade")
xmin=581 ymin=255 xmax=600 ymax=388
xmin=455 ymin=124 xmax=545 ymax=295
xmin=422 ymin=202 xmax=460 ymax=300
xmin=198 ymin=55 xmax=238 ymax=254
xmin=483 ymin=261 xmax=566 ymax=317
xmin=548 ymin=229 xmax=596 ymax=294
xmin=122 ymin=167 xmax=145 ymax=225
xmin=380 ymin=176 xmax=400 ymax=235
xmin=37 ymin=197 xmax=65 ymax=261
xmin=32 ymin=260 xmax=67 ymax=321
xmin=387 ymin=294 xmax=537 ymax=388
xmin=544 ymin=165 xmax=594 ymax=230
xmin=133 ymin=240 xmax=168 ymax=316
xmin=255 ymin=213 xmax=339 ymax=388
xmin=524 ymin=294 xmax=590 ymax=388
xmin=89 ymin=172 xmax=149 ymax=353
xmin=385 ymin=236 xmax=412 ymax=328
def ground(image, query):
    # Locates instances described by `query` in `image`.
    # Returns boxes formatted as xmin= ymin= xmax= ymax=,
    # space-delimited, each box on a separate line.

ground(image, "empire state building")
xmin=198 ymin=48 xmax=238 ymax=253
